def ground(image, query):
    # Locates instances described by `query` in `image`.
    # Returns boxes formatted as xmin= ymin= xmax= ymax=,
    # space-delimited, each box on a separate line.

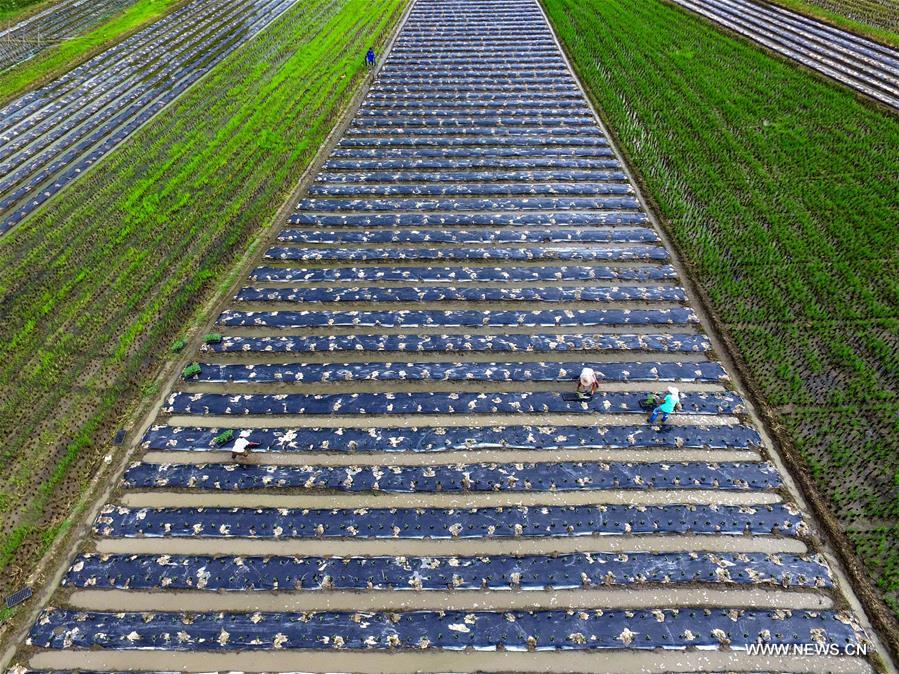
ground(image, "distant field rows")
xmin=0 ymin=0 xmax=406 ymax=597
xmin=669 ymin=0 xmax=899 ymax=109
xmin=768 ymin=0 xmax=899 ymax=44
xmin=0 ymin=0 xmax=135 ymax=70
xmin=544 ymin=0 xmax=899 ymax=624
xmin=0 ymin=0 xmax=188 ymax=107
xmin=0 ymin=0 xmax=299 ymax=235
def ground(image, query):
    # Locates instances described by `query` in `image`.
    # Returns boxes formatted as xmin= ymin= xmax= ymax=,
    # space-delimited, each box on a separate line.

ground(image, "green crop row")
xmin=543 ymin=0 xmax=899 ymax=620
xmin=0 ymin=0 xmax=407 ymax=594
xmin=849 ymin=526 xmax=899 ymax=618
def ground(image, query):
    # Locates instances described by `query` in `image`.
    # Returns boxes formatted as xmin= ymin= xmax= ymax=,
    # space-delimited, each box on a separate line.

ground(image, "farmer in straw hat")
xmin=648 ymin=386 xmax=682 ymax=425
xmin=231 ymin=435 xmax=260 ymax=462
xmin=577 ymin=366 xmax=599 ymax=398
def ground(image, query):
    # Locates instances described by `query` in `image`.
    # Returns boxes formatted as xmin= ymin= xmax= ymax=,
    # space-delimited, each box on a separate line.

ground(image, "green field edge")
xmin=0 ymin=0 xmax=408 ymax=620
xmin=0 ymin=0 xmax=190 ymax=105
xmin=0 ymin=0 xmax=57 ymax=23
xmin=541 ymin=0 xmax=899 ymax=654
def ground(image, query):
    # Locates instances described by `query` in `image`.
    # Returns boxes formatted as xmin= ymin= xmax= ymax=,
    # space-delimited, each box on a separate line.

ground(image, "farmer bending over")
xmin=648 ymin=386 xmax=681 ymax=425
xmin=231 ymin=436 xmax=260 ymax=462
xmin=366 ymin=47 xmax=376 ymax=68
xmin=577 ymin=367 xmax=599 ymax=397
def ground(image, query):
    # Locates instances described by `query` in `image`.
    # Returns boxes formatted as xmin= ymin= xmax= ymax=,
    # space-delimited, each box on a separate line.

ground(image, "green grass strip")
xmin=0 ymin=0 xmax=187 ymax=104
xmin=0 ymin=0 xmax=52 ymax=22
xmin=0 ymin=0 xmax=406 ymax=593
xmin=544 ymin=0 xmax=899 ymax=618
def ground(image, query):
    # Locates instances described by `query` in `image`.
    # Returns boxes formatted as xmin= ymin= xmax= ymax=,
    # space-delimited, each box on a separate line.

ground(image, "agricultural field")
xmin=7 ymin=0 xmax=883 ymax=669
xmin=668 ymin=0 xmax=899 ymax=110
xmin=0 ymin=0 xmax=48 ymax=21
xmin=0 ymin=0 xmax=186 ymax=103
xmin=544 ymin=0 xmax=899 ymax=625
xmin=0 ymin=0 xmax=405 ymax=609
xmin=0 ymin=0 xmax=300 ymax=234
xmin=0 ymin=0 xmax=137 ymax=71
xmin=767 ymin=0 xmax=899 ymax=44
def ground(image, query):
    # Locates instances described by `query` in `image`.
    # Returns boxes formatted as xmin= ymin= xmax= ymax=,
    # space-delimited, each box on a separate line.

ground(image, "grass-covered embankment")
xmin=0 ymin=0 xmax=406 ymax=602
xmin=543 ymin=0 xmax=899 ymax=626
xmin=0 ymin=0 xmax=187 ymax=105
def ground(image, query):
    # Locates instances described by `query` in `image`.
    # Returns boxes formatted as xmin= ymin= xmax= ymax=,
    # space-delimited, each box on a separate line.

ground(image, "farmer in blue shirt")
xmin=648 ymin=386 xmax=681 ymax=425
xmin=366 ymin=47 xmax=376 ymax=68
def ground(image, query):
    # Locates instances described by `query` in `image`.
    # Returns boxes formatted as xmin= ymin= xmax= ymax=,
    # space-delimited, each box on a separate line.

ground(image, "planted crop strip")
xmin=543 ymin=0 xmax=898 ymax=638
xmin=0 ymin=0 xmax=136 ymax=70
xmin=668 ymin=0 xmax=899 ymax=109
xmin=0 ymin=0 xmax=406 ymax=618
xmin=0 ymin=0 xmax=300 ymax=235
xmin=11 ymin=0 xmax=877 ymax=670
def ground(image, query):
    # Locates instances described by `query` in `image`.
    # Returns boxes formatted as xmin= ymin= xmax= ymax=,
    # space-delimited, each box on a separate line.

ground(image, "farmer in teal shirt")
xmin=648 ymin=386 xmax=681 ymax=425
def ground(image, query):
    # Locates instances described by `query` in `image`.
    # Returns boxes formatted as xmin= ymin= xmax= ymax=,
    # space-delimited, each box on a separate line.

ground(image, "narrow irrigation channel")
xmin=6 ymin=0 xmax=888 ymax=671
xmin=669 ymin=0 xmax=899 ymax=110
xmin=0 ymin=0 xmax=299 ymax=235
xmin=0 ymin=0 xmax=136 ymax=71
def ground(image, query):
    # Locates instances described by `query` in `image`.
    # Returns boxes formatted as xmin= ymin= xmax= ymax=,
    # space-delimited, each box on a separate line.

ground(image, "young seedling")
xmin=203 ymin=333 xmax=223 ymax=345
xmin=213 ymin=429 xmax=234 ymax=446
xmin=171 ymin=338 xmax=187 ymax=353
xmin=182 ymin=362 xmax=201 ymax=379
